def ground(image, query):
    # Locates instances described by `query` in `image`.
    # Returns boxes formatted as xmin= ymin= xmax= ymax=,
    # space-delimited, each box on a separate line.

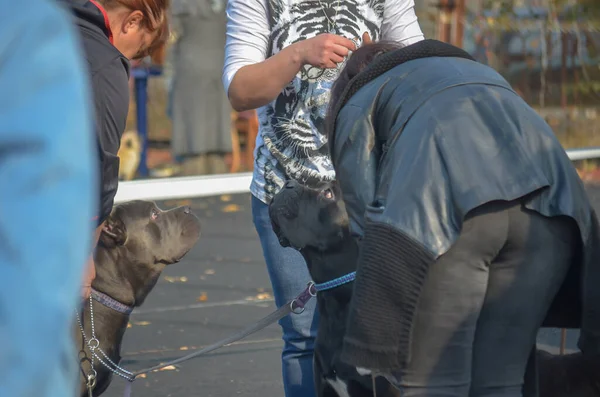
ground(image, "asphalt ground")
xmin=101 ymin=185 xmax=600 ymax=397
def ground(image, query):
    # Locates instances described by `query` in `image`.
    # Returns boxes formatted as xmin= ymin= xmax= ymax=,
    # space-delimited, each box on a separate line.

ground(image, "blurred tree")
xmin=478 ymin=0 xmax=600 ymax=104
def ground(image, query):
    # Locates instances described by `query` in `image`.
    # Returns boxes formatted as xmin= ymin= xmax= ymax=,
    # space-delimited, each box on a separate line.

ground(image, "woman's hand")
xmin=81 ymin=222 xmax=103 ymax=301
xmin=81 ymin=255 xmax=96 ymax=300
xmin=298 ymin=33 xmax=357 ymax=69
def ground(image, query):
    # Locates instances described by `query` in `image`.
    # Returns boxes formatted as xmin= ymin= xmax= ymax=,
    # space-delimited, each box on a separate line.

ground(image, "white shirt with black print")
xmin=223 ymin=0 xmax=424 ymax=204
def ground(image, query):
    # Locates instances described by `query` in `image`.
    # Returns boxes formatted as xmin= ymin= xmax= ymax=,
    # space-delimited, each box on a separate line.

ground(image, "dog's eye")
xmin=151 ymin=209 xmax=159 ymax=220
xmin=322 ymin=188 xmax=335 ymax=200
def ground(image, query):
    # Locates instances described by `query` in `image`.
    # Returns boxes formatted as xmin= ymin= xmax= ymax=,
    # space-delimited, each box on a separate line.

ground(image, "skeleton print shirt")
xmin=223 ymin=0 xmax=423 ymax=204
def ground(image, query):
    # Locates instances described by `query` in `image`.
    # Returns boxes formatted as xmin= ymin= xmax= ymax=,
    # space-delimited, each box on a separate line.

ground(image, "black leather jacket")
xmin=329 ymin=42 xmax=600 ymax=372
xmin=60 ymin=0 xmax=130 ymax=226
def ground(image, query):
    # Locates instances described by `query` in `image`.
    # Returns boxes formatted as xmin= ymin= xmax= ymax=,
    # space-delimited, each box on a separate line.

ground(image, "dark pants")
xmin=385 ymin=200 xmax=578 ymax=397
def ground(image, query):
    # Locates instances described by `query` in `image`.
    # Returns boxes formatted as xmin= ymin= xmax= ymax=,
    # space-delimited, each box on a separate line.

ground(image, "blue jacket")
xmin=0 ymin=0 xmax=96 ymax=395
xmin=329 ymin=43 xmax=600 ymax=371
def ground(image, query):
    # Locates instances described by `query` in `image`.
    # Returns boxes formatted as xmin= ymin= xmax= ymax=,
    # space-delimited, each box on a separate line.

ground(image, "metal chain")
xmin=300 ymin=0 xmax=344 ymax=82
xmin=317 ymin=0 xmax=341 ymax=33
xmin=76 ymin=296 xmax=135 ymax=383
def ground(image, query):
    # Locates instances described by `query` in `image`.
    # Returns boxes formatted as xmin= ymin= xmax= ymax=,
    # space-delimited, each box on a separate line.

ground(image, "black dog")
xmin=75 ymin=200 xmax=201 ymax=397
xmin=270 ymin=179 xmax=400 ymax=397
xmin=270 ymin=180 xmax=600 ymax=397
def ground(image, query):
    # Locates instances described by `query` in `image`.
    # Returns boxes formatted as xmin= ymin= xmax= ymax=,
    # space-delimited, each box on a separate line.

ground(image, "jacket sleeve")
xmin=332 ymin=100 xmax=442 ymax=371
xmin=222 ymin=0 xmax=270 ymax=96
xmin=330 ymin=103 xmax=380 ymax=239
xmin=0 ymin=0 xmax=96 ymax=394
xmin=380 ymin=0 xmax=424 ymax=46
xmin=91 ymin=59 xmax=130 ymax=225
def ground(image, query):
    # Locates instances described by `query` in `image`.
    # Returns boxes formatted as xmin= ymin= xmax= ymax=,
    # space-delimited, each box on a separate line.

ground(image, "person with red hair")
xmin=59 ymin=0 xmax=170 ymax=299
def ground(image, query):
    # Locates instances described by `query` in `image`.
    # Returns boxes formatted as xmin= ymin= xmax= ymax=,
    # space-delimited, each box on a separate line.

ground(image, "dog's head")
xmin=96 ymin=200 xmax=201 ymax=306
xmin=119 ymin=130 xmax=141 ymax=152
xmin=100 ymin=200 xmax=201 ymax=264
xmin=269 ymin=179 xmax=349 ymax=252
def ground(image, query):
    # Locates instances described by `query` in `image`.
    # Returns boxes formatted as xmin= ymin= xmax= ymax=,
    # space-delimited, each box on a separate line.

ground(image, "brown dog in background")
xmin=117 ymin=130 xmax=142 ymax=181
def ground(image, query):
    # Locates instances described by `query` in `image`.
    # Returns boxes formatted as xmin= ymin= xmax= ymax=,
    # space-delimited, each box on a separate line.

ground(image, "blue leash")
xmin=313 ymin=271 xmax=356 ymax=292
xmin=121 ymin=271 xmax=357 ymax=397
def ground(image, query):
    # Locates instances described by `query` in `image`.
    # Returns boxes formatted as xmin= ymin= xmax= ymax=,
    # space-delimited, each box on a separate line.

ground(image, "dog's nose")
xmin=183 ymin=206 xmax=191 ymax=214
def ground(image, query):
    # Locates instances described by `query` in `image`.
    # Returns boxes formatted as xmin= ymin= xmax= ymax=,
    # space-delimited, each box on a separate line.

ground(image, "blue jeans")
xmin=251 ymin=195 xmax=318 ymax=397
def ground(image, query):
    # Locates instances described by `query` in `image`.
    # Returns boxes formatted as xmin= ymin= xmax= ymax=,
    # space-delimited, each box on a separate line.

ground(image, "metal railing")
xmin=114 ymin=146 xmax=600 ymax=203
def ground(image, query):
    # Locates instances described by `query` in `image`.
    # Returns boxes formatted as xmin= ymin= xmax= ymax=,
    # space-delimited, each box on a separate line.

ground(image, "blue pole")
xmin=134 ymin=68 xmax=149 ymax=177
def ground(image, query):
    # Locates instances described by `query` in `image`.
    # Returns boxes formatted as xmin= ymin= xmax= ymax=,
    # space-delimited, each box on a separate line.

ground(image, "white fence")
xmin=114 ymin=147 xmax=600 ymax=203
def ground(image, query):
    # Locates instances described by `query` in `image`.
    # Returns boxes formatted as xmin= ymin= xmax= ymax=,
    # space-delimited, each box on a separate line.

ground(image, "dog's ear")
xmin=268 ymin=199 xmax=292 ymax=248
xmin=269 ymin=216 xmax=291 ymax=248
xmin=273 ymin=223 xmax=291 ymax=248
xmin=99 ymin=212 xmax=127 ymax=248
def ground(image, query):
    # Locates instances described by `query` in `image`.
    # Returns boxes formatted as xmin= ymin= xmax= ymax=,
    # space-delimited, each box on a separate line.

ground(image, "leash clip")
xmin=86 ymin=372 xmax=97 ymax=397
xmin=289 ymin=282 xmax=317 ymax=314
xmin=87 ymin=373 xmax=97 ymax=389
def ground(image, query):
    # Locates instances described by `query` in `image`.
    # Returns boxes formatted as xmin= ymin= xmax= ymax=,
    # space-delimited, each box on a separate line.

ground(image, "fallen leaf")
xmin=246 ymin=292 xmax=274 ymax=302
xmin=159 ymin=365 xmax=177 ymax=372
xmin=204 ymin=269 xmax=215 ymax=275
xmin=197 ymin=292 xmax=208 ymax=302
xmin=138 ymin=374 xmax=147 ymax=379
xmin=164 ymin=199 xmax=192 ymax=208
xmin=222 ymin=204 xmax=241 ymax=213
xmin=179 ymin=346 xmax=189 ymax=351
xmin=127 ymin=322 xmax=132 ymax=328
xmin=256 ymin=293 xmax=272 ymax=301
xmin=164 ymin=276 xmax=188 ymax=283
xmin=220 ymin=195 xmax=232 ymax=202
xmin=134 ymin=321 xmax=151 ymax=326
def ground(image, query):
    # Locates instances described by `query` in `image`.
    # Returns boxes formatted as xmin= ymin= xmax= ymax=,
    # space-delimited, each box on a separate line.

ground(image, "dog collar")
xmin=313 ymin=271 xmax=356 ymax=292
xmin=91 ymin=288 xmax=134 ymax=315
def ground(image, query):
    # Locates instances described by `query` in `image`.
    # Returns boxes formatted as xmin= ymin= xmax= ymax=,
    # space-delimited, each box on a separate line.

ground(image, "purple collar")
xmin=91 ymin=288 xmax=134 ymax=315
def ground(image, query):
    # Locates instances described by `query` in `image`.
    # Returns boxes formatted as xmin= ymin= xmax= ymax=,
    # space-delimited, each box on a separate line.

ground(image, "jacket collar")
xmin=327 ymin=39 xmax=475 ymax=155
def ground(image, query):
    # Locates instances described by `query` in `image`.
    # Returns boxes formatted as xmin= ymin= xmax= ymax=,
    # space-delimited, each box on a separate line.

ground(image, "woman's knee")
xmin=280 ymin=308 xmax=318 ymax=345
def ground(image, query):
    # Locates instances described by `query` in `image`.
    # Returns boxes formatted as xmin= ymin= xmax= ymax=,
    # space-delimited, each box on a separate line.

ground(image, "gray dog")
xmin=75 ymin=200 xmax=201 ymax=397
xmin=269 ymin=180 xmax=600 ymax=397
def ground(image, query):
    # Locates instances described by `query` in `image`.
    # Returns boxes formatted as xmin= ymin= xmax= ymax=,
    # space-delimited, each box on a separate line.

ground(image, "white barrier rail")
xmin=114 ymin=147 xmax=600 ymax=203
xmin=564 ymin=147 xmax=600 ymax=161
xmin=114 ymin=172 xmax=252 ymax=203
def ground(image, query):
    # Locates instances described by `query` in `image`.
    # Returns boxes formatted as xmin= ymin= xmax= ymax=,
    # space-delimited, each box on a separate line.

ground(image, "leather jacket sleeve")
xmin=330 ymin=103 xmax=380 ymax=239
xmin=332 ymin=100 xmax=440 ymax=370
xmin=91 ymin=58 xmax=129 ymax=226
